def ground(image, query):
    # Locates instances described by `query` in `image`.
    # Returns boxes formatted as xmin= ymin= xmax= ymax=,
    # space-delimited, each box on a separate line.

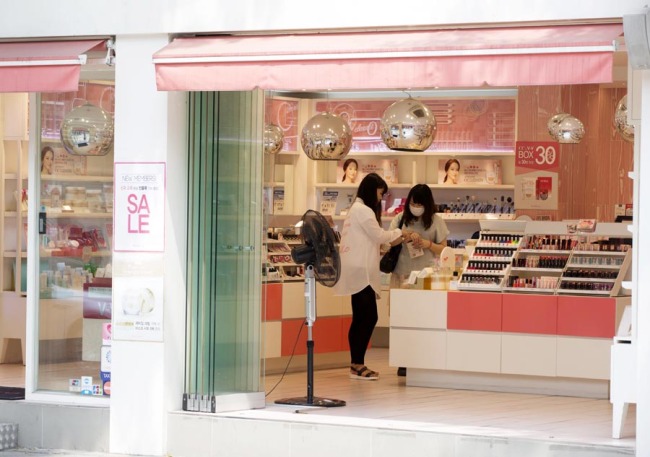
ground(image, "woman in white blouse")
xmin=334 ymin=173 xmax=403 ymax=380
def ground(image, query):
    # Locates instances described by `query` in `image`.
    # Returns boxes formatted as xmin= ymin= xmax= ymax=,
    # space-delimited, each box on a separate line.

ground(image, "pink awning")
xmin=0 ymin=40 xmax=105 ymax=92
xmin=153 ymin=24 xmax=623 ymax=91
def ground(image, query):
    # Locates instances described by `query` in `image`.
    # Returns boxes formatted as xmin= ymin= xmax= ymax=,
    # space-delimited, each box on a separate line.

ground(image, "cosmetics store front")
xmin=0 ymin=40 xmax=116 ymax=397
xmin=153 ymin=19 xmax=638 ymax=437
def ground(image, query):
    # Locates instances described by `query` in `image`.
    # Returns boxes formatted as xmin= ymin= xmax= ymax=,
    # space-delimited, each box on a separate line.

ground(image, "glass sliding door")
xmin=184 ymin=90 xmax=264 ymax=410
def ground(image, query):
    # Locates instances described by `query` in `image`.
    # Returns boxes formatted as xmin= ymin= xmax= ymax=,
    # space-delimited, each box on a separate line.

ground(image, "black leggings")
xmin=349 ymin=285 xmax=378 ymax=365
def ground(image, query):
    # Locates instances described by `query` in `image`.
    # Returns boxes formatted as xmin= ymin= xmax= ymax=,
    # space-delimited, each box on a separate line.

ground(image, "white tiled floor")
xmin=261 ymin=348 xmax=636 ymax=449
xmin=1 ymin=347 xmax=637 ymax=453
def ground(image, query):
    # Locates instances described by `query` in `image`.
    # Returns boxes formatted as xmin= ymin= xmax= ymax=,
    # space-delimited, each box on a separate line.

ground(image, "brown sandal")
xmin=349 ymin=365 xmax=379 ymax=380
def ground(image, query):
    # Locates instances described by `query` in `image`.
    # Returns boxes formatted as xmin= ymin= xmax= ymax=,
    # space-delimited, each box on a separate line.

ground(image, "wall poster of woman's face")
xmin=438 ymin=158 xmax=502 ymax=185
xmin=337 ymin=158 xmax=399 ymax=184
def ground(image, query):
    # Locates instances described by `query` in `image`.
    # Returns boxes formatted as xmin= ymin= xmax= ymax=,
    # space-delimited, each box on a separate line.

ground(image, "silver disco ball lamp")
xmin=60 ymin=102 xmax=114 ymax=156
xmin=380 ymin=98 xmax=436 ymax=152
xmin=300 ymin=112 xmax=352 ymax=160
xmin=547 ymin=113 xmax=567 ymax=139
xmin=264 ymin=124 xmax=284 ymax=154
xmin=547 ymin=113 xmax=585 ymax=144
xmin=614 ymin=95 xmax=634 ymax=143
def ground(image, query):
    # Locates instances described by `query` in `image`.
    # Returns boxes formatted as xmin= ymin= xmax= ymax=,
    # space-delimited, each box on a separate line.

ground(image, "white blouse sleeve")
xmin=357 ymin=206 xmax=401 ymax=244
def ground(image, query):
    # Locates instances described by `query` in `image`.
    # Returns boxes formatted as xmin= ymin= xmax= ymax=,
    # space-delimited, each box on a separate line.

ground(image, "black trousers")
xmin=349 ymin=285 xmax=378 ymax=365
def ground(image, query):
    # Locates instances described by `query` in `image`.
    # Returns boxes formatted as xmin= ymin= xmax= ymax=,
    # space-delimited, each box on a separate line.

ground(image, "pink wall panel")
xmin=516 ymin=85 xmax=633 ymax=222
xmin=447 ymin=291 xmax=502 ymax=331
xmin=557 ymin=295 xmax=616 ymax=338
xmin=262 ymin=283 xmax=283 ymax=322
xmin=502 ymin=293 xmax=557 ymax=335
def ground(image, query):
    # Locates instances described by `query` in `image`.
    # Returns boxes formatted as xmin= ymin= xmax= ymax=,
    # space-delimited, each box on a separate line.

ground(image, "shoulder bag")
xmin=379 ymin=215 xmax=405 ymax=274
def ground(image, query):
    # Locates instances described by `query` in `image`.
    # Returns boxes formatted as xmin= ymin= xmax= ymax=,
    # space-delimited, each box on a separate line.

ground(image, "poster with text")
xmin=336 ymin=158 xmax=398 ymax=185
xmin=44 ymin=146 xmax=87 ymax=176
xmin=112 ymin=276 xmax=163 ymax=342
xmin=514 ymin=141 xmax=559 ymax=210
xmin=437 ymin=158 xmax=502 ymax=185
xmin=114 ymin=162 xmax=166 ymax=252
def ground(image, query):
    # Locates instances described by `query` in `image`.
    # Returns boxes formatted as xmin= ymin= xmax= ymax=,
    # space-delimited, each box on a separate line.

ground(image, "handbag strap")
xmin=398 ymin=213 xmax=405 ymax=229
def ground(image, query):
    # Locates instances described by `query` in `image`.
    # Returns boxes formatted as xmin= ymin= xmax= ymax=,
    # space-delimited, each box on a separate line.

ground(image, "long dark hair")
xmin=402 ymin=184 xmax=436 ymax=230
xmin=356 ymin=172 xmax=388 ymax=224
xmin=443 ymin=158 xmax=460 ymax=183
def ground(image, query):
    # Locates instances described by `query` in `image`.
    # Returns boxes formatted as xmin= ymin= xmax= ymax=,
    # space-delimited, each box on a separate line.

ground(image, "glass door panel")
xmin=185 ymin=90 xmax=264 ymax=404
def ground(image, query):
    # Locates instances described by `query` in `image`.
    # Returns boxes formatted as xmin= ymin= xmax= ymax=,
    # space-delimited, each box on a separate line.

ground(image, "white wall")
xmin=0 ymin=0 xmax=647 ymax=38
xmin=109 ymin=34 xmax=187 ymax=456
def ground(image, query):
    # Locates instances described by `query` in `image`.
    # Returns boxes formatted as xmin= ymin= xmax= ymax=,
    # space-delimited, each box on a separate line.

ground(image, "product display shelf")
xmin=41 ymin=174 xmax=114 ymax=183
xmin=312 ymin=145 xmax=516 ymax=225
xmin=503 ymin=234 xmax=572 ymax=293
xmin=329 ymin=213 xmax=518 ymax=224
xmin=498 ymin=222 xmax=633 ymax=297
xmin=557 ymin=248 xmax=631 ymax=297
xmin=263 ymin=238 xmax=304 ymax=283
xmin=457 ymin=232 xmax=522 ymax=291
xmin=44 ymin=212 xmax=113 ymax=219
xmin=1 ymin=139 xmax=28 ymax=294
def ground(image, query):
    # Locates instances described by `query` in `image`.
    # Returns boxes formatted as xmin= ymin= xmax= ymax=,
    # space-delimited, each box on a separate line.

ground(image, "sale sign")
xmin=514 ymin=141 xmax=559 ymax=210
xmin=114 ymin=162 xmax=166 ymax=252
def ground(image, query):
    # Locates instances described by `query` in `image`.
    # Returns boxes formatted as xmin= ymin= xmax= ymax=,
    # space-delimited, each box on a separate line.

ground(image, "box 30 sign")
xmin=514 ymin=141 xmax=559 ymax=210
xmin=114 ymin=162 xmax=166 ymax=252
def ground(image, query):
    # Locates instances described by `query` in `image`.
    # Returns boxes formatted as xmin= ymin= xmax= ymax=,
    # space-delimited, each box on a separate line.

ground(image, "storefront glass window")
xmin=36 ymin=82 xmax=115 ymax=394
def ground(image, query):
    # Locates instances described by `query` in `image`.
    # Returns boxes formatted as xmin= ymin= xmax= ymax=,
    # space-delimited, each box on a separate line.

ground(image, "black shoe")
xmin=397 ymin=367 xmax=406 ymax=377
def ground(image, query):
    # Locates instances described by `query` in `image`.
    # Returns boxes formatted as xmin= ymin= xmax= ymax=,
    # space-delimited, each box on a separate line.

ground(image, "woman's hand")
xmin=410 ymin=232 xmax=423 ymax=247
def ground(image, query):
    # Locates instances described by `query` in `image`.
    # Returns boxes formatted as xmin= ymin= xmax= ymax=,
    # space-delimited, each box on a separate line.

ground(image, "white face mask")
xmin=409 ymin=205 xmax=424 ymax=217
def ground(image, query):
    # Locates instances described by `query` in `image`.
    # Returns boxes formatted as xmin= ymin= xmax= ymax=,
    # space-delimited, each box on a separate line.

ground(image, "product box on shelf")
xmin=100 ymin=371 xmax=111 ymax=397
xmin=82 ymin=278 xmax=112 ymax=319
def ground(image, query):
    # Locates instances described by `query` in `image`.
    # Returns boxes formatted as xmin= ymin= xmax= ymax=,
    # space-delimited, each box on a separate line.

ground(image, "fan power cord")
xmin=265 ymin=320 xmax=305 ymax=397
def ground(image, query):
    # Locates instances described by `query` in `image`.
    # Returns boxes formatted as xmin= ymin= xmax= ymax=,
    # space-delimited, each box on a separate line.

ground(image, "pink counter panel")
xmin=502 ymin=294 xmax=557 ymax=335
xmin=447 ymin=291 xmax=502 ymax=331
xmin=557 ymin=295 xmax=617 ymax=338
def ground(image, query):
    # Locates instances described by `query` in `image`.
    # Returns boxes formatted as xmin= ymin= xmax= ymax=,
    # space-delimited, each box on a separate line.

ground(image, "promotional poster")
xmin=514 ymin=141 xmax=560 ymax=210
xmin=336 ymin=158 xmax=399 ymax=185
xmin=437 ymin=158 xmax=502 ymax=185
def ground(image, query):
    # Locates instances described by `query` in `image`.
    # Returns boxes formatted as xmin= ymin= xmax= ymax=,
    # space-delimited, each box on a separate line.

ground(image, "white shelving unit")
xmin=262 ymin=238 xmax=303 ymax=283
xmin=0 ymin=93 xmax=29 ymax=364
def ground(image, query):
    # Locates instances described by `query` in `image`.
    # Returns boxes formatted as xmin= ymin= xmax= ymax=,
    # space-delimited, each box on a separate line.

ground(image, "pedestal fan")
xmin=275 ymin=210 xmax=346 ymax=407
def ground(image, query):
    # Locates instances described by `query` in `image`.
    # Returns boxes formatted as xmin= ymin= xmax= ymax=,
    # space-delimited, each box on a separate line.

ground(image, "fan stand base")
xmin=275 ymin=396 xmax=346 ymax=408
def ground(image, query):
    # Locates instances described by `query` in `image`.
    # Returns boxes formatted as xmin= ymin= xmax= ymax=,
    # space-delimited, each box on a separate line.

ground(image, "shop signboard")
xmin=514 ymin=141 xmax=559 ymax=210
